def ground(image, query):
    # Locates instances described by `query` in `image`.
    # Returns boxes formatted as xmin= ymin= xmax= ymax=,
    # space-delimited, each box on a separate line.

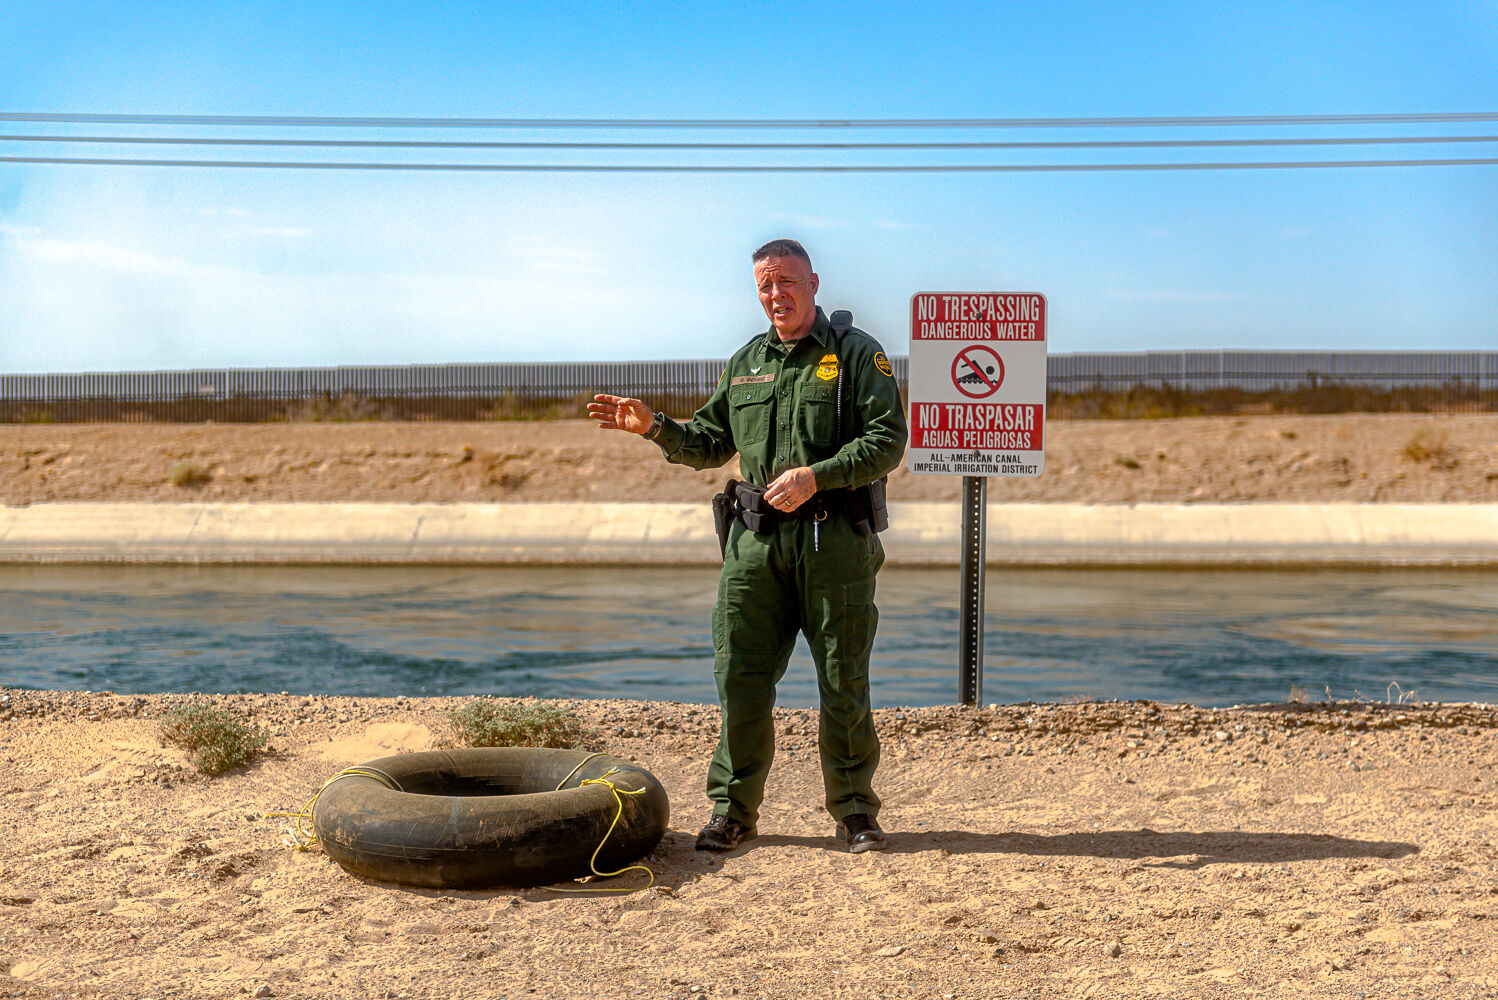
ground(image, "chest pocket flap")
xmin=801 ymin=383 xmax=836 ymax=405
xmin=732 ymin=382 xmax=776 ymax=407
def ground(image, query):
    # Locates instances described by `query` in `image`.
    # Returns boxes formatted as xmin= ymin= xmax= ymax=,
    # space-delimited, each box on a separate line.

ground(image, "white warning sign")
xmin=907 ymin=292 xmax=1047 ymax=477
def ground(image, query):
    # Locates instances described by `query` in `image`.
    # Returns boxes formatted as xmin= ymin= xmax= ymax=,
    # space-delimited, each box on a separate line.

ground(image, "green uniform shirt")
xmin=654 ymin=308 xmax=907 ymax=490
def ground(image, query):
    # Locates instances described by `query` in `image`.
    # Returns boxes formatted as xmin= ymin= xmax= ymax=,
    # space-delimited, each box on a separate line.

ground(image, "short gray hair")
xmin=751 ymin=239 xmax=812 ymax=269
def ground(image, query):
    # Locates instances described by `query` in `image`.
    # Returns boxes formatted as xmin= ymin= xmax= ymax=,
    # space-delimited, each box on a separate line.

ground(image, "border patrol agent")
xmin=589 ymin=239 xmax=907 ymax=854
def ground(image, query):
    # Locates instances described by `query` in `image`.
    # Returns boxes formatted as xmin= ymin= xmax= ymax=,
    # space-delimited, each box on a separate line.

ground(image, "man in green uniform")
xmin=588 ymin=239 xmax=907 ymax=853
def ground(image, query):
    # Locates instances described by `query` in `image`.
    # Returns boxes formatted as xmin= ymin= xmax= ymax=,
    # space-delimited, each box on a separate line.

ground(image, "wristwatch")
xmin=644 ymin=411 xmax=664 ymax=440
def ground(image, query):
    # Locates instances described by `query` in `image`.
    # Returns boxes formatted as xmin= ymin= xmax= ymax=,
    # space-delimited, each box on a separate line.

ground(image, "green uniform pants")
xmin=707 ymin=511 xmax=884 ymax=828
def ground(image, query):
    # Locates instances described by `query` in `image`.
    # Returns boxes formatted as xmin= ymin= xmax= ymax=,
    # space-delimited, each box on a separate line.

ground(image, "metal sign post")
xmin=908 ymin=292 xmax=1048 ymax=707
xmin=958 ymin=475 xmax=986 ymax=705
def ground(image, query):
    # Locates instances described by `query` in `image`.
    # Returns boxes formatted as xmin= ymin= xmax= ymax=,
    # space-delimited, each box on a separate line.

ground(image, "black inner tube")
xmin=397 ymin=775 xmax=543 ymax=797
xmin=312 ymin=747 xmax=670 ymax=889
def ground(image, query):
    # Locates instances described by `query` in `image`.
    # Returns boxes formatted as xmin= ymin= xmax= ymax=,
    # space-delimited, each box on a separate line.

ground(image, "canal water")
xmin=1 ymin=565 xmax=1495 ymax=708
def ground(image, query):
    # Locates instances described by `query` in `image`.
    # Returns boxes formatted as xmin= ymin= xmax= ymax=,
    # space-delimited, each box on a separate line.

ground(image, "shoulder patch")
xmin=874 ymin=352 xmax=893 ymax=377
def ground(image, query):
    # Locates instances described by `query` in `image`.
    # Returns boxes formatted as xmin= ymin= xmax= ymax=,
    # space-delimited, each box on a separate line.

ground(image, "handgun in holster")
xmin=711 ymin=479 xmax=739 ymax=557
xmin=846 ymin=475 xmax=890 ymax=537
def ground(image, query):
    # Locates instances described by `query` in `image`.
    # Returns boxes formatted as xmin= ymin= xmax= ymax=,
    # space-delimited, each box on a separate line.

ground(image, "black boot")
xmin=839 ymin=813 xmax=886 ymax=853
xmin=695 ymin=814 xmax=757 ymax=851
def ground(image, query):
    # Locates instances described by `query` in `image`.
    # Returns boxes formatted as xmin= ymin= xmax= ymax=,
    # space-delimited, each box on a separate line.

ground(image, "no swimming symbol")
xmin=951 ymin=345 xmax=1005 ymax=398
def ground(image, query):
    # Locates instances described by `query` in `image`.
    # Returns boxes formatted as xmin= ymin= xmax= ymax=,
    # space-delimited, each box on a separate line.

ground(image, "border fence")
xmin=2 ymin=350 xmax=1496 ymax=422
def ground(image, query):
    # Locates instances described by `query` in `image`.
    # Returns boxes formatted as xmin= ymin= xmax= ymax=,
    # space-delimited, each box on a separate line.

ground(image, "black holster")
xmin=711 ymin=484 xmax=736 ymax=557
xmin=845 ymin=476 xmax=890 ymax=537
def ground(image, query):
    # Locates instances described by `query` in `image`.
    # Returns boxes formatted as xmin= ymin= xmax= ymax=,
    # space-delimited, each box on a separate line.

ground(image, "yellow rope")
xmin=553 ymin=751 xmax=609 ymax=791
xmin=266 ymin=766 xmax=402 ymax=851
xmin=542 ymin=767 xmax=656 ymax=894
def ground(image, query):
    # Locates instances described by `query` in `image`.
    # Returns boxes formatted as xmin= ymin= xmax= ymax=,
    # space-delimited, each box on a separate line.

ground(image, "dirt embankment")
xmin=2 ymin=412 xmax=1497 ymax=506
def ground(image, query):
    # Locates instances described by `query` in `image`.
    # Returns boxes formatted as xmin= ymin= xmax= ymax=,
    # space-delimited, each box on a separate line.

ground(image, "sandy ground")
xmin=3 ymin=413 xmax=1497 ymax=506
xmin=0 ymin=691 xmax=1495 ymax=999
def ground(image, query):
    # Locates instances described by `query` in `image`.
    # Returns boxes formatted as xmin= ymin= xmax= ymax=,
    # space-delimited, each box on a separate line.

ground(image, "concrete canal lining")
xmin=0 ymin=502 xmax=1495 ymax=566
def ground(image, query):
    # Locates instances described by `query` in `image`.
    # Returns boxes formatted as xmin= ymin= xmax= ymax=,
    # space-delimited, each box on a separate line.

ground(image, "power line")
xmin=3 ymin=133 xmax=1496 ymax=151
xmin=2 ymin=111 xmax=1496 ymax=129
xmin=5 ymin=155 xmax=1496 ymax=172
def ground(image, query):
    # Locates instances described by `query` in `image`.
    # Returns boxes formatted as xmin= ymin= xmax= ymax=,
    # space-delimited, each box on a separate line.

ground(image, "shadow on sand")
xmin=748 ymin=827 xmax=1419 ymax=869
xmin=358 ymin=827 xmax=1418 ymax=900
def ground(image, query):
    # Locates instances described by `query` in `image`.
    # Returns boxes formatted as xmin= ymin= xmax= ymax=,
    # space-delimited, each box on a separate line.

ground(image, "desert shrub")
xmin=443 ymin=698 xmax=597 ymax=750
xmin=1113 ymin=455 xmax=1142 ymax=470
xmin=158 ymin=703 xmax=269 ymax=776
xmin=168 ymin=460 xmax=211 ymax=487
xmin=486 ymin=392 xmax=595 ymax=422
xmin=285 ymin=392 xmax=388 ymax=422
xmin=1402 ymin=431 xmax=1456 ymax=468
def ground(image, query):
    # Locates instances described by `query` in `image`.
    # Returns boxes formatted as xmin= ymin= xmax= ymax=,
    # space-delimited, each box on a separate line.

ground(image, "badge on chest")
xmin=815 ymin=353 xmax=839 ymax=382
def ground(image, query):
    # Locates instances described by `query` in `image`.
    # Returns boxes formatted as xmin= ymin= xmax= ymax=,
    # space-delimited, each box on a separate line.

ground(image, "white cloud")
xmin=0 ymin=218 xmax=662 ymax=369
xmin=493 ymin=234 xmax=609 ymax=276
xmin=6 ymin=232 xmax=242 ymax=281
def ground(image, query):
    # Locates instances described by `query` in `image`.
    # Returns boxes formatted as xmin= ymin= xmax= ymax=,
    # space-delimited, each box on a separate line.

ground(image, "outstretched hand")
xmin=588 ymin=393 xmax=655 ymax=435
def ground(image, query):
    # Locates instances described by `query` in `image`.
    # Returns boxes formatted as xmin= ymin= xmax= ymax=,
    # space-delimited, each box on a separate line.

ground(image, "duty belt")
xmin=728 ymin=479 xmax=840 ymax=532
xmin=711 ymin=478 xmax=883 ymax=557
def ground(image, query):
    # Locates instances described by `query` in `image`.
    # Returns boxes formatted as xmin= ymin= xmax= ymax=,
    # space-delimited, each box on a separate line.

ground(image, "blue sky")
xmin=1 ymin=1 xmax=1495 ymax=372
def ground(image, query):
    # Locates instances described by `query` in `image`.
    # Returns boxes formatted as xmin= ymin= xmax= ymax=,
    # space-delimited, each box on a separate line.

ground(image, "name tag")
xmin=731 ymin=374 xmax=776 ymax=386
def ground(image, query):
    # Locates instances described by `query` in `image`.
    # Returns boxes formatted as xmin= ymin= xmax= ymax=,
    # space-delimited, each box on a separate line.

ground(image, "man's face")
xmin=754 ymin=254 xmax=819 ymax=341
